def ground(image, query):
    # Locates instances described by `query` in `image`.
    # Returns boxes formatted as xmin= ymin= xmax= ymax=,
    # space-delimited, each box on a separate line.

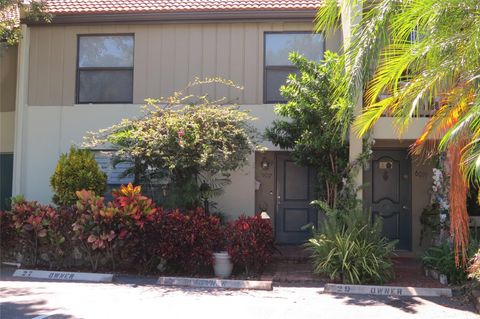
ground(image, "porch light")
xmin=261 ymin=157 xmax=271 ymax=170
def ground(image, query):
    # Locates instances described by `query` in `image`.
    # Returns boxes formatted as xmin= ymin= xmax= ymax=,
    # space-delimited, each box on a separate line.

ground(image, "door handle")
xmin=402 ymin=205 xmax=408 ymax=210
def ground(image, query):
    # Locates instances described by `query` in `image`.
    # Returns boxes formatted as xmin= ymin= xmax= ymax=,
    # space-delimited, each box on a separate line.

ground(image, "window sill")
xmin=73 ymin=103 xmax=138 ymax=107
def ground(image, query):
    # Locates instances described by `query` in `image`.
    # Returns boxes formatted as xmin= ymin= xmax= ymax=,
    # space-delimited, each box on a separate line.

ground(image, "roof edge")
xmin=24 ymin=9 xmax=317 ymax=25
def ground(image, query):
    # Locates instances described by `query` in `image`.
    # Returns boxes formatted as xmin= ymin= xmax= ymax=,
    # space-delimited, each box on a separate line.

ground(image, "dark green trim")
xmin=0 ymin=153 xmax=13 ymax=211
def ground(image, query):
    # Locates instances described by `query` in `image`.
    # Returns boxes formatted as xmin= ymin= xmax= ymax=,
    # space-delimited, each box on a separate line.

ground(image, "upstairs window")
xmin=76 ymin=35 xmax=134 ymax=104
xmin=264 ymin=32 xmax=324 ymax=103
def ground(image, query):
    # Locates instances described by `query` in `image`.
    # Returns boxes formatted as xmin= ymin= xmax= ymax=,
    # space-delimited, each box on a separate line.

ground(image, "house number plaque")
xmin=379 ymin=161 xmax=393 ymax=169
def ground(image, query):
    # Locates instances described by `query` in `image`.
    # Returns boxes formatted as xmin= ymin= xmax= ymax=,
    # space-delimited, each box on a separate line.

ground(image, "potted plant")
xmin=212 ymin=230 xmax=233 ymax=279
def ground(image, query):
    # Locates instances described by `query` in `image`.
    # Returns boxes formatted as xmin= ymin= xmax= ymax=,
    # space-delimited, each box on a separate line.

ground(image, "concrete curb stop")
xmin=324 ymin=283 xmax=452 ymax=297
xmin=13 ymin=269 xmax=114 ymax=283
xmin=157 ymin=276 xmax=273 ymax=290
xmin=472 ymin=289 xmax=480 ymax=313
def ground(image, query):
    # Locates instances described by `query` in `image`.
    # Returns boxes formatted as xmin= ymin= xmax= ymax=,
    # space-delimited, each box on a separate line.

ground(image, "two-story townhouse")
xmin=0 ymin=0 xmax=435 ymax=254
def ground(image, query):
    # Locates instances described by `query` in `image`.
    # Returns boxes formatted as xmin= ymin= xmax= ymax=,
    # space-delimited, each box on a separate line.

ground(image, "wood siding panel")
xmin=133 ymin=27 xmax=148 ymax=103
xmin=243 ymin=24 xmax=259 ymax=104
xmin=173 ymin=25 xmax=190 ymax=95
xmin=49 ymin=27 xmax=65 ymax=105
xmin=35 ymin=28 xmax=53 ymax=105
xmin=160 ymin=25 xmax=176 ymax=98
xmin=27 ymin=22 xmax=334 ymax=106
xmin=201 ymin=24 xmax=217 ymax=99
xmin=187 ymin=25 xmax=202 ymax=97
xmin=62 ymin=27 xmax=77 ymax=105
xmin=229 ymin=24 xmax=245 ymax=103
xmin=215 ymin=24 xmax=231 ymax=100
xmin=145 ymin=25 xmax=162 ymax=99
xmin=0 ymin=46 xmax=18 ymax=112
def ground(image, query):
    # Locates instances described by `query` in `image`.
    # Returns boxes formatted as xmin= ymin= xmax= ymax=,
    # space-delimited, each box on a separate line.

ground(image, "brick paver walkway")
xmin=263 ymin=246 xmax=444 ymax=288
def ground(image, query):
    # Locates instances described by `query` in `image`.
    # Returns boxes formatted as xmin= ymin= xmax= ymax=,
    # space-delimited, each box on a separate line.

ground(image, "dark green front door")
xmin=364 ymin=149 xmax=412 ymax=250
xmin=275 ymin=153 xmax=317 ymax=244
xmin=0 ymin=153 xmax=13 ymax=210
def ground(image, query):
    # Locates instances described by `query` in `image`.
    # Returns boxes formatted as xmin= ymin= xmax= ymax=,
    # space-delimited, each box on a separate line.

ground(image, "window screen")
xmin=264 ymin=33 xmax=324 ymax=103
xmin=77 ymin=35 xmax=134 ymax=104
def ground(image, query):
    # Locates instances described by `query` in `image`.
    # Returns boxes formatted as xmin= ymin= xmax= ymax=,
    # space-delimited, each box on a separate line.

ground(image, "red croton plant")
xmin=2 ymin=197 xmax=74 ymax=268
xmin=73 ymin=184 xmax=160 ymax=271
xmin=154 ymin=207 xmax=223 ymax=274
xmin=2 ymin=183 xmax=274 ymax=275
xmin=224 ymin=215 xmax=275 ymax=275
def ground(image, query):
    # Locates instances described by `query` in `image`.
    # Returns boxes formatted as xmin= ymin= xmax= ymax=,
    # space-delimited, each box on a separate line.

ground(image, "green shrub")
xmin=468 ymin=248 xmax=480 ymax=282
xmin=50 ymin=147 xmax=107 ymax=206
xmin=84 ymin=79 xmax=259 ymax=209
xmin=6 ymin=196 xmax=75 ymax=268
xmin=306 ymin=207 xmax=396 ymax=284
xmin=423 ymin=240 xmax=479 ymax=284
xmin=265 ymin=52 xmax=349 ymax=208
xmin=224 ymin=215 xmax=275 ymax=275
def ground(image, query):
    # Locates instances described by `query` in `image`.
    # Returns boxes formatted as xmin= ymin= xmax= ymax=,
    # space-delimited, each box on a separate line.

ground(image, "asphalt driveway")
xmin=0 ymin=279 xmax=477 ymax=319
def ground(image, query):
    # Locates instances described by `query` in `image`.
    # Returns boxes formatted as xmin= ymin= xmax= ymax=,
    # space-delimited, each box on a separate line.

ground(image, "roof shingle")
xmin=45 ymin=0 xmax=322 ymax=15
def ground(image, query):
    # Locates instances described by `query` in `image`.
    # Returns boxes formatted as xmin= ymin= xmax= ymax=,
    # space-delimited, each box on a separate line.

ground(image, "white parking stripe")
xmin=32 ymin=311 xmax=59 ymax=319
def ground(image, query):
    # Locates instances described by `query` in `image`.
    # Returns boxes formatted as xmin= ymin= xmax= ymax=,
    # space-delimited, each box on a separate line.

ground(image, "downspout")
xmin=12 ymin=24 xmax=30 ymax=196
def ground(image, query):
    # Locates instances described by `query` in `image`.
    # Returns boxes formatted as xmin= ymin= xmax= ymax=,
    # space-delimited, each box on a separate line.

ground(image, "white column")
xmin=12 ymin=24 xmax=30 ymax=196
xmin=341 ymin=1 xmax=363 ymax=195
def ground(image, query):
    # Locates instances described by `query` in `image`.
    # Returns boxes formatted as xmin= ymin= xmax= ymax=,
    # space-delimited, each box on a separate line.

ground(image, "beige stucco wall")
xmin=27 ymin=23 xmax=342 ymax=106
xmin=371 ymin=117 xmax=429 ymax=140
xmin=411 ymin=157 xmax=434 ymax=254
xmin=20 ymin=104 xmax=143 ymax=201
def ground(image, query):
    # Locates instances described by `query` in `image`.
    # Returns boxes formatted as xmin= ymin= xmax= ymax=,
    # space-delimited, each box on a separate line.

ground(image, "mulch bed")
xmin=386 ymin=257 xmax=445 ymax=288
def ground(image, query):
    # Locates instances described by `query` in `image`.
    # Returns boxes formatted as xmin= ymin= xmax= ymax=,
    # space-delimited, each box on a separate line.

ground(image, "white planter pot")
xmin=439 ymin=274 xmax=448 ymax=285
xmin=430 ymin=270 xmax=440 ymax=280
xmin=424 ymin=268 xmax=430 ymax=277
xmin=213 ymin=252 xmax=233 ymax=279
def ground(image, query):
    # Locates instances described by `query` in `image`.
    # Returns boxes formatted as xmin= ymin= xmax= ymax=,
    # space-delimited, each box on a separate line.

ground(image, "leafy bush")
xmin=153 ymin=208 xmax=222 ymax=274
xmin=423 ymin=240 xmax=479 ymax=284
xmin=0 ymin=209 xmax=15 ymax=260
xmin=265 ymin=52 xmax=350 ymax=208
xmin=224 ymin=215 xmax=274 ymax=275
xmin=50 ymin=147 xmax=107 ymax=206
xmin=2 ymin=186 xmax=272 ymax=276
xmin=72 ymin=184 xmax=160 ymax=271
xmin=306 ymin=208 xmax=396 ymax=284
xmin=110 ymin=184 xmax=160 ymax=271
xmin=468 ymin=248 xmax=480 ymax=282
xmin=85 ymin=79 xmax=259 ymax=209
xmin=72 ymin=190 xmax=118 ymax=271
xmin=6 ymin=196 xmax=75 ymax=268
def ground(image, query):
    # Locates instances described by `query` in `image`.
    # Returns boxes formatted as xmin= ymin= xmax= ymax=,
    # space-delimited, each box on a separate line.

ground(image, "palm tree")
xmin=316 ymin=0 xmax=480 ymax=264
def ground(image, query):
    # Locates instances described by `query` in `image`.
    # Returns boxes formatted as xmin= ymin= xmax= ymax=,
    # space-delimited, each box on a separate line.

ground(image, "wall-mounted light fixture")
xmin=260 ymin=157 xmax=270 ymax=170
